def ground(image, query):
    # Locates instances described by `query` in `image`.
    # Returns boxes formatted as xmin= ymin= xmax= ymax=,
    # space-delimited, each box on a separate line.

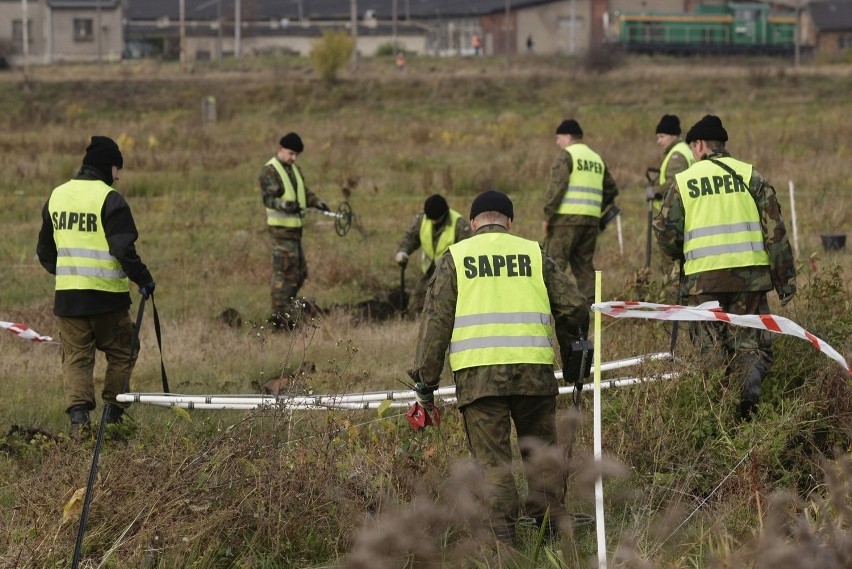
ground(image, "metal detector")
xmin=311 ymin=202 xmax=353 ymax=236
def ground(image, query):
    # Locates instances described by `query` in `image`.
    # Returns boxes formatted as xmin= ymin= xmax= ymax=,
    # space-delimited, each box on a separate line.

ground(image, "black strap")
xmin=129 ymin=293 xmax=170 ymax=393
xmin=149 ymin=293 xmax=170 ymax=393
xmin=708 ymin=158 xmax=750 ymax=193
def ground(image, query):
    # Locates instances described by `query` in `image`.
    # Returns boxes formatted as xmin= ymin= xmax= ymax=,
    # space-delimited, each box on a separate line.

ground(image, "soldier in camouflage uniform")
xmin=259 ymin=133 xmax=330 ymax=329
xmin=394 ymin=194 xmax=472 ymax=315
xmin=543 ymin=119 xmax=619 ymax=302
xmin=645 ymin=114 xmax=696 ymax=299
xmin=412 ymin=190 xmax=589 ymax=545
xmin=653 ymin=115 xmax=797 ymax=420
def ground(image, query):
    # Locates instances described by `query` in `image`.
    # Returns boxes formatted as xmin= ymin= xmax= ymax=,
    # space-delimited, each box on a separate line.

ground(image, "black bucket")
xmin=820 ymin=234 xmax=846 ymax=252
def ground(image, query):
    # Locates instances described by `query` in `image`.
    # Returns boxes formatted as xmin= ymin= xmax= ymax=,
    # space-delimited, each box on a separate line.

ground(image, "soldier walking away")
xmin=394 ymin=194 xmax=471 ymax=315
xmin=653 ymin=115 xmax=797 ymax=420
xmin=411 ymin=190 xmax=589 ymax=546
xmin=259 ymin=132 xmax=330 ymax=330
xmin=647 ymin=114 xmax=696 ymax=299
xmin=36 ymin=136 xmax=155 ymax=438
xmin=543 ymin=119 xmax=619 ymax=302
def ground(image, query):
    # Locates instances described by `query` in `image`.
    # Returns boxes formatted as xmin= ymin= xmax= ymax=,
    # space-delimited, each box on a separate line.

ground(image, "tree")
xmin=309 ymin=30 xmax=355 ymax=84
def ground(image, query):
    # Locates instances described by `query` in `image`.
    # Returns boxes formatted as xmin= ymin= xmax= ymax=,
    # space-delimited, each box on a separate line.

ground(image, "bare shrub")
xmin=310 ymin=30 xmax=355 ymax=84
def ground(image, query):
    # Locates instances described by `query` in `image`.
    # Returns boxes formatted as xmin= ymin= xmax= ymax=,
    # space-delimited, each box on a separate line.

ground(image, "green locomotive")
xmin=613 ymin=2 xmax=798 ymax=55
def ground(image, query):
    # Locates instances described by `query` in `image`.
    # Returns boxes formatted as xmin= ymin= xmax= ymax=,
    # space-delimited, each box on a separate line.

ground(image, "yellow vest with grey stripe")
xmin=556 ymin=143 xmax=605 ymax=218
xmin=48 ymin=180 xmax=129 ymax=292
xmin=448 ymin=233 xmax=555 ymax=370
xmin=659 ymin=141 xmax=695 ymax=185
xmin=676 ymin=158 xmax=769 ymax=276
xmin=265 ymin=158 xmax=306 ymax=228
xmin=418 ymin=209 xmax=462 ymax=274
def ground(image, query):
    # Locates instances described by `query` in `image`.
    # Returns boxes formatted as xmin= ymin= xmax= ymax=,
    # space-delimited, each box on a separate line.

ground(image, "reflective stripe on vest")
xmin=659 ymin=141 xmax=695 ymax=185
xmin=48 ymin=180 xmax=129 ymax=292
xmin=676 ymin=158 xmax=769 ymax=275
xmin=448 ymin=233 xmax=555 ymax=371
xmin=419 ymin=209 xmax=462 ymax=274
xmin=265 ymin=158 xmax=306 ymax=228
xmin=556 ymin=143 xmax=605 ymax=218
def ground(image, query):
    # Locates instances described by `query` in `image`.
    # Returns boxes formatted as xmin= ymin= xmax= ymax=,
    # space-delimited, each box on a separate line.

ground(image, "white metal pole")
xmin=21 ymin=0 xmax=29 ymax=75
xmin=593 ymin=270 xmax=608 ymax=569
xmin=788 ymin=180 xmax=799 ymax=258
xmin=615 ymin=214 xmax=624 ymax=257
xmin=234 ymin=0 xmax=241 ymax=57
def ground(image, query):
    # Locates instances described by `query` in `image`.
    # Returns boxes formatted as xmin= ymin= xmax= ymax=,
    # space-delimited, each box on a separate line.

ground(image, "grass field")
xmin=0 ymin=54 xmax=850 ymax=568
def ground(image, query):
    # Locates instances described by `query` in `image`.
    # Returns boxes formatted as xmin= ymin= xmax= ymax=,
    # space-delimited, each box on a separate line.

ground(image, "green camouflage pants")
xmin=544 ymin=224 xmax=598 ymax=302
xmin=269 ymin=230 xmax=307 ymax=314
xmin=687 ymin=291 xmax=773 ymax=405
xmin=58 ymin=308 xmax=137 ymax=413
xmin=460 ymin=395 xmax=566 ymax=532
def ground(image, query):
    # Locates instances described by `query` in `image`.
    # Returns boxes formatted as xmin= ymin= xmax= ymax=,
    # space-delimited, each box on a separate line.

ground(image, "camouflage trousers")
xmin=460 ymin=395 xmax=567 ymax=534
xmin=58 ymin=308 xmax=137 ymax=413
xmin=544 ymin=224 xmax=598 ymax=302
xmin=269 ymin=230 xmax=307 ymax=314
xmin=406 ymin=264 xmax=436 ymax=317
xmin=687 ymin=291 xmax=773 ymax=406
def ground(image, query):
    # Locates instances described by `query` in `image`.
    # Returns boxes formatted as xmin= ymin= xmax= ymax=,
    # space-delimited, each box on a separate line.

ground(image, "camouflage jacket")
xmin=259 ymin=158 xmax=324 ymax=239
xmin=396 ymin=211 xmax=473 ymax=268
xmin=414 ymin=225 xmax=590 ymax=407
xmin=544 ymin=145 xmax=620 ymax=226
xmin=652 ymin=149 xmax=797 ymax=296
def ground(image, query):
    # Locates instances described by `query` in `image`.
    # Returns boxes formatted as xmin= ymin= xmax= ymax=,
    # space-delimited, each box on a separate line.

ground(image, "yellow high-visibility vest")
xmin=659 ymin=141 xmax=695 ymax=185
xmin=48 ymin=180 xmax=129 ymax=292
xmin=418 ymin=209 xmax=462 ymax=273
xmin=448 ymin=232 xmax=555 ymax=371
xmin=556 ymin=143 xmax=605 ymax=218
xmin=265 ymin=158 xmax=306 ymax=228
xmin=676 ymin=158 xmax=769 ymax=275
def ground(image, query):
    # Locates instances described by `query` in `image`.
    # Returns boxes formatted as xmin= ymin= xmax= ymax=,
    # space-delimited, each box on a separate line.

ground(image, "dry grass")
xmin=1 ymin=55 xmax=851 ymax=567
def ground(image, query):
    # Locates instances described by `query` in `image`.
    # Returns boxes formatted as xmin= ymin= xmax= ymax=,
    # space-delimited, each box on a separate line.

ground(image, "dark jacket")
xmin=37 ymin=166 xmax=153 ymax=317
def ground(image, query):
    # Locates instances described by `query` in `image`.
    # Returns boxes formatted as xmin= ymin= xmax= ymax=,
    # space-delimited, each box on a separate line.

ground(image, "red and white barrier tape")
xmin=592 ymin=301 xmax=851 ymax=375
xmin=1 ymin=321 xmax=58 ymax=344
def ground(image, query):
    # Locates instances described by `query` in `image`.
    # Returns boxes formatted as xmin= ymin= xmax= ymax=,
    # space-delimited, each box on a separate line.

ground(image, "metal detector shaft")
xmin=71 ymin=404 xmax=112 ymax=569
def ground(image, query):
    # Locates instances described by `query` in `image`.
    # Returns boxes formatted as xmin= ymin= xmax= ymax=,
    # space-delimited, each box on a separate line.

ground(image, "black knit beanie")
xmin=685 ymin=115 xmax=728 ymax=144
xmin=555 ymin=119 xmax=583 ymax=136
xmin=469 ymin=190 xmax=514 ymax=221
xmin=655 ymin=114 xmax=681 ymax=135
xmin=82 ymin=136 xmax=123 ymax=178
xmin=279 ymin=132 xmax=304 ymax=152
xmin=423 ymin=194 xmax=449 ymax=221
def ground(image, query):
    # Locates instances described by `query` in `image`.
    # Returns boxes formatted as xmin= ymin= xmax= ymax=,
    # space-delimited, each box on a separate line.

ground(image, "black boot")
xmin=105 ymin=404 xmax=125 ymax=425
xmin=69 ymin=405 xmax=90 ymax=440
xmin=739 ymin=399 xmax=758 ymax=421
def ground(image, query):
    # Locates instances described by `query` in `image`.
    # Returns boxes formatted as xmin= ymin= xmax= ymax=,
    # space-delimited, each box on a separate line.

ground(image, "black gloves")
xmin=317 ymin=201 xmax=331 ymax=212
xmin=408 ymin=369 xmax=436 ymax=406
xmin=139 ymin=281 xmax=156 ymax=299
xmin=281 ymin=201 xmax=301 ymax=214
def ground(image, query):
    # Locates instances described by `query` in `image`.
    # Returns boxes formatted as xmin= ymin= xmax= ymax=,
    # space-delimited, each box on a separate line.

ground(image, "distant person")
xmin=543 ymin=119 xmax=619 ymax=302
xmin=646 ymin=114 xmax=696 ymax=297
xmin=526 ymin=35 xmax=534 ymax=53
xmin=653 ymin=115 xmax=797 ymax=420
xmin=411 ymin=190 xmax=589 ymax=545
xmin=472 ymin=33 xmax=482 ymax=56
xmin=36 ymin=135 xmax=155 ymax=438
xmin=394 ymin=194 xmax=471 ymax=315
xmin=259 ymin=132 xmax=330 ymax=330
xmin=396 ymin=51 xmax=406 ymax=71
xmin=647 ymin=114 xmax=695 ymax=211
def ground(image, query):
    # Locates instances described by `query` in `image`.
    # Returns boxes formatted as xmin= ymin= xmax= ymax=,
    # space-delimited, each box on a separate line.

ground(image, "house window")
xmin=838 ymin=34 xmax=852 ymax=51
xmin=74 ymin=19 xmax=94 ymax=42
xmin=12 ymin=19 xmax=33 ymax=53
